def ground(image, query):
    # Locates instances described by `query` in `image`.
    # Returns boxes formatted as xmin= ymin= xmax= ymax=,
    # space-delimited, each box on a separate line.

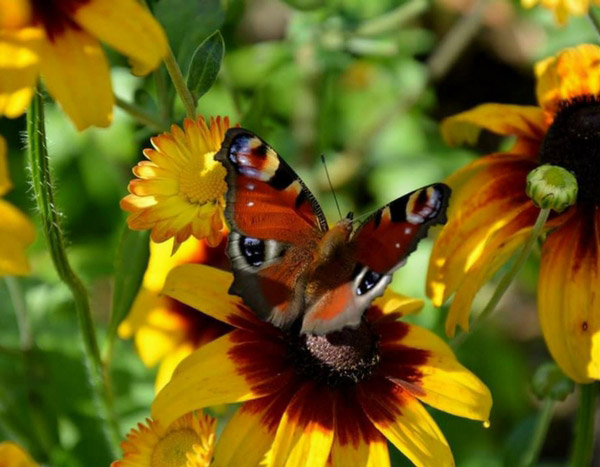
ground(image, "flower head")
xmin=112 ymin=411 xmax=216 ymax=467
xmin=152 ymin=264 xmax=492 ymax=467
xmin=0 ymin=442 xmax=39 ymax=467
xmin=119 ymin=236 xmax=231 ymax=392
xmin=0 ymin=0 xmax=167 ymax=130
xmin=121 ymin=117 xmax=232 ymax=251
xmin=521 ymin=0 xmax=599 ymax=25
xmin=0 ymin=135 xmax=35 ymax=276
xmin=428 ymin=44 xmax=600 ymax=382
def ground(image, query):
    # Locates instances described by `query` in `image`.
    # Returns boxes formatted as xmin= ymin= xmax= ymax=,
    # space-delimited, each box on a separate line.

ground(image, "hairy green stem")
xmin=452 ymin=208 xmax=550 ymax=348
xmin=26 ymin=89 xmax=121 ymax=455
xmin=164 ymin=46 xmax=197 ymax=119
xmin=115 ymin=96 xmax=168 ymax=131
xmin=521 ymin=398 xmax=555 ymax=466
xmin=570 ymin=384 xmax=598 ymax=467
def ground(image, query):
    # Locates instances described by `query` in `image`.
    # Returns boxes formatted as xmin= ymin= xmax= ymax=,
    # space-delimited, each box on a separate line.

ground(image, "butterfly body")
xmin=216 ymin=128 xmax=450 ymax=335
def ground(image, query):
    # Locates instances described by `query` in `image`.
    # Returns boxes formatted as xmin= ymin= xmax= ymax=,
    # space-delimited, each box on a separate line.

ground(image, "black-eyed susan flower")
xmin=0 ymin=135 xmax=34 ymax=276
xmin=0 ymin=0 xmax=167 ymax=130
xmin=521 ymin=0 xmax=598 ymax=25
xmin=427 ymin=44 xmax=600 ymax=383
xmin=119 ymin=236 xmax=230 ymax=392
xmin=112 ymin=411 xmax=216 ymax=467
xmin=121 ymin=117 xmax=232 ymax=250
xmin=0 ymin=441 xmax=39 ymax=467
xmin=152 ymin=264 xmax=492 ymax=467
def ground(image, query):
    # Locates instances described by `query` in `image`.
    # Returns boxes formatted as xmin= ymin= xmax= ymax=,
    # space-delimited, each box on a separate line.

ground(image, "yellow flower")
xmin=0 ymin=0 xmax=167 ymax=130
xmin=151 ymin=264 xmax=492 ymax=467
xmin=0 ymin=135 xmax=34 ymax=276
xmin=428 ymin=44 xmax=600 ymax=383
xmin=119 ymin=236 xmax=230 ymax=392
xmin=121 ymin=116 xmax=231 ymax=251
xmin=112 ymin=411 xmax=216 ymax=467
xmin=521 ymin=0 xmax=599 ymax=25
xmin=0 ymin=441 xmax=39 ymax=467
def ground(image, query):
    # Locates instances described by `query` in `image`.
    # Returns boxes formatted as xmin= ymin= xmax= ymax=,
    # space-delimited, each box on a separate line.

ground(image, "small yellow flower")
xmin=121 ymin=116 xmax=232 ymax=250
xmin=0 ymin=0 xmax=168 ymax=130
xmin=521 ymin=0 xmax=599 ymax=25
xmin=112 ymin=411 xmax=216 ymax=467
xmin=428 ymin=44 xmax=600 ymax=383
xmin=119 ymin=236 xmax=230 ymax=392
xmin=0 ymin=441 xmax=39 ymax=467
xmin=0 ymin=135 xmax=35 ymax=276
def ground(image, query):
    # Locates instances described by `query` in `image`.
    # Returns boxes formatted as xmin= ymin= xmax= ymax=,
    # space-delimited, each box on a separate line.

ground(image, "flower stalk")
xmin=570 ymin=384 xmax=598 ymax=467
xmin=26 ymin=88 xmax=121 ymax=456
xmin=164 ymin=45 xmax=197 ymax=119
xmin=521 ymin=398 xmax=555 ymax=466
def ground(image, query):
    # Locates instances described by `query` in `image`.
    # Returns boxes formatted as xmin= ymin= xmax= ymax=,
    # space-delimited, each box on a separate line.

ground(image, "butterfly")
xmin=215 ymin=128 xmax=451 ymax=335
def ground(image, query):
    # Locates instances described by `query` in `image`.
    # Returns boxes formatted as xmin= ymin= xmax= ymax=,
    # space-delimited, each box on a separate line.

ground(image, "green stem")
xmin=452 ymin=208 xmax=550 ymax=348
xmin=163 ymin=46 xmax=197 ymax=119
xmin=521 ymin=398 xmax=555 ymax=466
xmin=115 ymin=96 xmax=168 ymax=131
xmin=570 ymin=384 xmax=598 ymax=467
xmin=588 ymin=9 xmax=600 ymax=38
xmin=5 ymin=277 xmax=32 ymax=349
xmin=356 ymin=0 xmax=429 ymax=36
xmin=26 ymin=89 xmax=121 ymax=456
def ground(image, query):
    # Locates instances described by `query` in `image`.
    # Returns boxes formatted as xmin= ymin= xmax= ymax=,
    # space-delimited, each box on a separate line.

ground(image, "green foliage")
xmin=187 ymin=31 xmax=226 ymax=101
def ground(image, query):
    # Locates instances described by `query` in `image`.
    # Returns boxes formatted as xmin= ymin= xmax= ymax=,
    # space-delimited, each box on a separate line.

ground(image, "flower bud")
xmin=526 ymin=164 xmax=578 ymax=213
xmin=532 ymin=362 xmax=574 ymax=401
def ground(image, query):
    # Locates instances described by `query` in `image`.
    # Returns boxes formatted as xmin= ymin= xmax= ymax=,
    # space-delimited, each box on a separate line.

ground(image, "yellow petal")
xmin=360 ymin=388 xmax=453 ymax=467
xmin=268 ymin=383 xmax=335 ymax=467
xmin=372 ymin=288 xmax=424 ymax=317
xmin=152 ymin=332 xmax=285 ymax=428
xmin=538 ymin=211 xmax=600 ymax=383
xmin=38 ymin=28 xmax=113 ymax=130
xmin=441 ymin=104 xmax=546 ymax=147
xmin=0 ymin=442 xmax=39 ymax=467
xmin=0 ymin=135 xmax=11 ymax=195
xmin=0 ymin=199 xmax=35 ymax=276
xmin=154 ymin=342 xmax=194 ymax=393
xmin=162 ymin=264 xmax=246 ymax=326
xmin=72 ymin=0 xmax=168 ymax=76
xmin=393 ymin=324 xmax=492 ymax=422
xmin=330 ymin=432 xmax=389 ymax=467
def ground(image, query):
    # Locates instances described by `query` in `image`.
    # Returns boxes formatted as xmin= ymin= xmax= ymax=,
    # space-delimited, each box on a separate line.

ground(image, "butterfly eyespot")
xmin=357 ymin=269 xmax=382 ymax=296
xmin=240 ymin=236 xmax=265 ymax=267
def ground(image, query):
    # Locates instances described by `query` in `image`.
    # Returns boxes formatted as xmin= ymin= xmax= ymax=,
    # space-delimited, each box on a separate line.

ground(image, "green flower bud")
xmin=526 ymin=164 xmax=578 ymax=213
xmin=532 ymin=362 xmax=575 ymax=401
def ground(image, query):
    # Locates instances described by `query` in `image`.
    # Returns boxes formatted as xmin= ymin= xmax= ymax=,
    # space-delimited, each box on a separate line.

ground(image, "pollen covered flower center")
xmin=151 ymin=428 xmax=201 ymax=467
xmin=178 ymin=153 xmax=227 ymax=205
xmin=539 ymin=96 xmax=600 ymax=205
xmin=288 ymin=320 xmax=380 ymax=387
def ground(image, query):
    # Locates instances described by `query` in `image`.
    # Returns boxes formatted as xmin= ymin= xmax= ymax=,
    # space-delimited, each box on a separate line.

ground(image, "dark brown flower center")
xmin=30 ymin=0 xmax=88 ymax=40
xmin=539 ymin=96 xmax=600 ymax=205
xmin=286 ymin=320 xmax=380 ymax=388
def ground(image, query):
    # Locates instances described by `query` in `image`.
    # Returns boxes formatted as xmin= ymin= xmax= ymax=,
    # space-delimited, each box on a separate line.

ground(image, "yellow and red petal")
xmin=38 ymin=27 xmax=113 ymax=130
xmin=0 ymin=199 xmax=35 ymax=276
xmin=538 ymin=209 xmax=600 ymax=383
xmin=213 ymin=390 xmax=296 ymax=467
xmin=268 ymin=382 xmax=335 ymax=467
xmin=441 ymin=103 xmax=547 ymax=148
xmin=380 ymin=323 xmax=492 ymax=421
xmin=71 ymin=0 xmax=167 ymax=76
xmin=536 ymin=44 xmax=600 ymax=115
xmin=152 ymin=330 xmax=292 ymax=428
xmin=427 ymin=155 xmax=536 ymax=309
xmin=359 ymin=379 xmax=453 ymax=467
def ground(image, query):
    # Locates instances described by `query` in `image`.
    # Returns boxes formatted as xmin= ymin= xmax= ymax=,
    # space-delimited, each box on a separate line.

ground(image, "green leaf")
xmin=187 ymin=30 xmax=225 ymax=101
xmin=105 ymin=227 xmax=149 ymax=348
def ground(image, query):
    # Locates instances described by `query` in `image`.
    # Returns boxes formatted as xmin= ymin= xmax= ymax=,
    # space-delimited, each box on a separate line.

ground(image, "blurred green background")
xmin=0 ymin=0 xmax=597 ymax=465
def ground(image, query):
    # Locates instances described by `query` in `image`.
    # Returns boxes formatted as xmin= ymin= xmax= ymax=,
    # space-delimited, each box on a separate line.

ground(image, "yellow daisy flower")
xmin=0 ymin=0 xmax=167 ymax=130
xmin=427 ymin=44 xmax=600 ymax=383
xmin=151 ymin=264 xmax=492 ymax=467
xmin=119 ymin=236 xmax=230 ymax=392
xmin=121 ymin=116 xmax=232 ymax=250
xmin=112 ymin=411 xmax=216 ymax=467
xmin=0 ymin=442 xmax=39 ymax=467
xmin=0 ymin=135 xmax=34 ymax=276
xmin=521 ymin=0 xmax=599 ymax=25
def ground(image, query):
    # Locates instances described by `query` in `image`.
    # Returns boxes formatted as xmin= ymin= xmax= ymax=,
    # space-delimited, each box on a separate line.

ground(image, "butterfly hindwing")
xmin=216 ymin=128 xmax=328 ymax=328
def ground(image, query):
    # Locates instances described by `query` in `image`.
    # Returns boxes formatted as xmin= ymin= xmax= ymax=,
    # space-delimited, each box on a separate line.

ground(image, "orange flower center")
xmin=540 ymin=96 xmax=600 ymax=205
xmin=151 ymin=428 xmax=201 ymax=467
xmin=288 ymin=320 xmax=380 ymax=387
xmin=178 ymin=153 xmax=227 ymax=205
xmin=30 ymin=0 xmax=89 ymax=39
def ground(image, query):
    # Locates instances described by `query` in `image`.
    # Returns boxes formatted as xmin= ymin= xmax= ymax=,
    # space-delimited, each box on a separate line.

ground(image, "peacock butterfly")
xmin=215 ymin=128 xmax=451 ymax=335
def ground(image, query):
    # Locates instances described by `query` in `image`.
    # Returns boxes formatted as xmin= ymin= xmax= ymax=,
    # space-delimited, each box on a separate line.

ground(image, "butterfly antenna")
xmin=321 ymin=154 xmax=343 ymax=221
